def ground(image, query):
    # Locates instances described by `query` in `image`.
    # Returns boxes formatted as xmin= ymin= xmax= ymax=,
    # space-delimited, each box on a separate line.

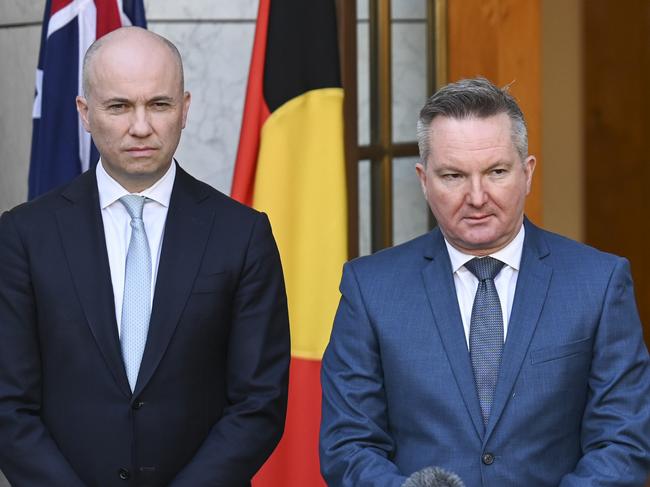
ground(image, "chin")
xmin=124 ymin=163 xmax=164 ymax=176
xmin=459 ymin=234 xmax=503 ymax=252
xmin=463 ymin=228 xmax=498 ymax=244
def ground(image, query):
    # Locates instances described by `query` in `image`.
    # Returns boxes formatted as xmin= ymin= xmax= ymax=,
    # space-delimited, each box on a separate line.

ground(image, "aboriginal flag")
xmin=231 ymin=0 xmax=347 ymax=485
xmin=29 ymin=0 xmax=146 ymax=199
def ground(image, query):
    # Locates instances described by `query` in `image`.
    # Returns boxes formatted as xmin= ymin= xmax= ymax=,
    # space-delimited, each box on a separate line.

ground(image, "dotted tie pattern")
xmin=119 ymin=195 xmax=152 ymax=391
xmin=464 ymin=256 xmax=505 ymax=426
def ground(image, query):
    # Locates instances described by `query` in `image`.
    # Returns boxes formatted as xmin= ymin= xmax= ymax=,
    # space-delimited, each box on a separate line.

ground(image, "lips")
xmin=464 ymin=214 xmax=493 ymax=223
xmin=126 ymin=147 xmax=157 ymax=157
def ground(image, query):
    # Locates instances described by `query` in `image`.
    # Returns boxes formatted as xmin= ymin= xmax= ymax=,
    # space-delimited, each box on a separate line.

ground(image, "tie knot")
xmin=119 ymin=195 xmax=146 ymax=220
xmin=465 ymin=256 xmax=504 ymax=281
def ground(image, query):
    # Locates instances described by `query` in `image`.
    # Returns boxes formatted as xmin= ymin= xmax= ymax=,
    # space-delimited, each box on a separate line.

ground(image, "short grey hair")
xmin=81 ymin=27 xmax=185 ymax=96
xmin=416 ymin=77 xmax=528 ymax=164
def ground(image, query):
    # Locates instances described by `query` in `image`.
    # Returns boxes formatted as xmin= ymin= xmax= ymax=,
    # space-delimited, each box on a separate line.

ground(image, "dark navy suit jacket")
xmin=320 ymin=220 xmax=650 ymax=486
xmin=0 ymin=165 xmax=290 ymax=486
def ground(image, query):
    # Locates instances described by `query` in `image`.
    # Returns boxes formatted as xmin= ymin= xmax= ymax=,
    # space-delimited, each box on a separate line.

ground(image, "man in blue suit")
xmin=0 ymin=27 xmax=289 ymax=486
xmin=320 ymin=78 xmax=650 ymax=486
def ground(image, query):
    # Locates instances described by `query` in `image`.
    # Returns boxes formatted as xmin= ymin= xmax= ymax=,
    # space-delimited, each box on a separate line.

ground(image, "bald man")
xmin=0 ymin=27 xmax=290 ymax=487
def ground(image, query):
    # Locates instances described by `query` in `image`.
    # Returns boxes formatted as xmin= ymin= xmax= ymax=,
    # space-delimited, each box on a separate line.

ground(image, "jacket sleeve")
xmin=0 ymin=210 xmax=86 ymax=486
xmin=169 ymin=212 xmax=290 ymax=486
xmin=320 ymin=262 xmax=408 ymax=487
xmin=560 ymin=257 xmax=650 ymax=487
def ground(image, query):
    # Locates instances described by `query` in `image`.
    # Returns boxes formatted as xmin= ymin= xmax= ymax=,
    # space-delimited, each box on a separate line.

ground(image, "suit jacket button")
xmin=133 ymin=400 xmax=144 ymax=410
xmin=482 ymin=452 xmax=495 ymax=465
xmin=118 ymin=467 xmax=130 ymax=480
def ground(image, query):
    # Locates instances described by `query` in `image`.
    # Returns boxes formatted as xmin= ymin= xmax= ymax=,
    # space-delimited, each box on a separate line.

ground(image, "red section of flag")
xmin=230 ymin=0 xmax=272 ymax=206
xmin=253 ymin=358 xmax=327 ymax=487
xmin=95 ymin=0 xmax=123 ymax=38
xmin=50 ymin=0 xmax=72 ymax=15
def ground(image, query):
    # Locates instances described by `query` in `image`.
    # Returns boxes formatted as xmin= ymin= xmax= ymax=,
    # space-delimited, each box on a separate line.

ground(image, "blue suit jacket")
xmin=0 ymin=165 xmax=290 ymax=486
xmin=320 ymin=220 xmax=650 ymax=486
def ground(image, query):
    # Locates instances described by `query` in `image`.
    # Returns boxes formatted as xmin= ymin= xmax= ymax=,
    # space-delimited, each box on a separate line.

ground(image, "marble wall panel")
xmin=357 ymin=156 xmax=430 ymax=255
xmin=392 ymin=21 xmax=427 ymax=142
xmin=392 ymin=0 xmax=427 ymax=19
xmin=0 ymin=26 xmax=41 ymax=211
xmin=357 ymin=21 xmax=370 ymax=146
xmin=149 ymin=21 xmax=255 ymax=194
xmin=144 ymin=0 xmax=258 ymax=20
xmin=393 ymin=156 xmax=429 ymax=245
xmin=358 ymin=0 xmax=369 ymax=20
xmin=358 ymin=0 xmax=427 ymax=22
xmin=358 ymin=160 xmax=372 ymax=255
xmin=357 ymin=19 xmax=429 ymax=145
xmin=1 ymin=0 xmax=44 ymax=26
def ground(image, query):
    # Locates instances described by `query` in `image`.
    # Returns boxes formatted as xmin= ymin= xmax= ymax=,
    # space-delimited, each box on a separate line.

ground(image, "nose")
xmin=466 ymin=176 xmax=488 ymax=207
xmin=129 ymin=106 xmax=153 ymax=138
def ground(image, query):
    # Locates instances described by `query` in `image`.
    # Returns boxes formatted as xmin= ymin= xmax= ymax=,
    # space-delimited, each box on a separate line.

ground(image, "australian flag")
xmin=28 ymin=0 xmax=146 ymax=199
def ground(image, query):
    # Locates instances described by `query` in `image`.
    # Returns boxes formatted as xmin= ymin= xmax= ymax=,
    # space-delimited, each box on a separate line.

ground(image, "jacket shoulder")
xmin=532 ymin=224 xmax=625 ymax=267
xmin=179 ymin=169 xmax=264 ymax=224
xmin=346 ymin=231 xmax=434 ymax=280
xmin=1 ymin=172 xmax=90 ymax=223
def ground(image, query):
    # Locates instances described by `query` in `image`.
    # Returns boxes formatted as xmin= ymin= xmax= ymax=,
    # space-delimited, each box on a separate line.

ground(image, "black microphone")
xmin=402 ymin=466 xmax=465 ymax=487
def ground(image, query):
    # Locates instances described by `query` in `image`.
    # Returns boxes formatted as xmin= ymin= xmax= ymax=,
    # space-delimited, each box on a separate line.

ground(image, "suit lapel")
xmin=133 ymin=166 xmax=215 ymax=398
xmin=56 ymin=170 xmax=132 ymax=398
xmin=484 ymin=220 xmax=552 ymax=441
xmin=421 ymin=229 xmax=485 ymax=439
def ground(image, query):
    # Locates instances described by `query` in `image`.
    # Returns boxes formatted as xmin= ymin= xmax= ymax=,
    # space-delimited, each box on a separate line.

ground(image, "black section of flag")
xmin=264 ymin=0 xmax=341 ymax=112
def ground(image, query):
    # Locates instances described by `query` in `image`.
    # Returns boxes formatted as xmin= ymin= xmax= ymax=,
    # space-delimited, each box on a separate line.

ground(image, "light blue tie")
xmin=119 ymin=195 xmax=151 ymax=391
xmin=465 ymin=256 xmax=505 ymax=425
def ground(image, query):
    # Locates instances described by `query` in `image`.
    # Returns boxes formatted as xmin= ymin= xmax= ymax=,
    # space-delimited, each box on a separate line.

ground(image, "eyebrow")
xmin=432 ymin=159 xmax=515 ymax=174
xmin=149 ymin=96 xmax=175 ymax=103
xmin=433 ymin=163 xmax=463 ymax=174
xmin=486 ymin=160 xmax=515 ymax=169
xmin=100 ymin=95 xmax=176 ymax=105
xmin=102 ymin=97 xmax=130 ymax=105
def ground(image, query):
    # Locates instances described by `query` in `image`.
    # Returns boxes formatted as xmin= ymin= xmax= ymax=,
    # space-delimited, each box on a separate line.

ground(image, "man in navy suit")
xmin=0 ymin=27 xmax=290 ymax=486
xmin=320 ymin=78 xmax=650 ymax=486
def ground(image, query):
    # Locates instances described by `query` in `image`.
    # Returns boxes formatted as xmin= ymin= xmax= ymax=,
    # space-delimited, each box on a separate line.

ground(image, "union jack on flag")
xmin=29 ymin=0 xmax=146 ymax=199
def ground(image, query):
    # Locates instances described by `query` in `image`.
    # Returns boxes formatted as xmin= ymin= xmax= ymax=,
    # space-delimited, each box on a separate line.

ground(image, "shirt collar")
xmin=96 ymin=159 xmax=176 ymax=209
xmin=445 ymin=223 xmax=525 ymax=274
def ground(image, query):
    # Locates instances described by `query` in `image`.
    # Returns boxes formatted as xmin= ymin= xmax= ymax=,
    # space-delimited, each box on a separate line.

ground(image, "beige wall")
xmin=542 ymin=0 xmax=584 ymax=241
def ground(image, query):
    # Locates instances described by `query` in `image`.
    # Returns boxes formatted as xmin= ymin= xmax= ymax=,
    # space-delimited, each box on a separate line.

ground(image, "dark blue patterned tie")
xmin=464 ymin=256 xmax=505 ymax=425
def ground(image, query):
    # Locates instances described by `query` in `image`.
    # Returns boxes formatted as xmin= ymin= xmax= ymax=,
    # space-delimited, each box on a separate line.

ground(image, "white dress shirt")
xmin=445 ymin=225 xmax=525 ymax=348
xmin=96 ymin=160 xmax=175 ymax=336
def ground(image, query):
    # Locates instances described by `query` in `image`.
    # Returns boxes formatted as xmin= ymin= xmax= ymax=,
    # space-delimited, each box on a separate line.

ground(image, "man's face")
xmin=76 ymin=34 xmax=190 ymax=192
xmin=415 ymin=113 xmax=535 ymax=256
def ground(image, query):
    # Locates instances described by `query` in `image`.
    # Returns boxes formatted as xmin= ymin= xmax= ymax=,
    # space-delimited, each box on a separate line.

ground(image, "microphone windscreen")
xmin=401 ymin=466 xmax=465 ymax=487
